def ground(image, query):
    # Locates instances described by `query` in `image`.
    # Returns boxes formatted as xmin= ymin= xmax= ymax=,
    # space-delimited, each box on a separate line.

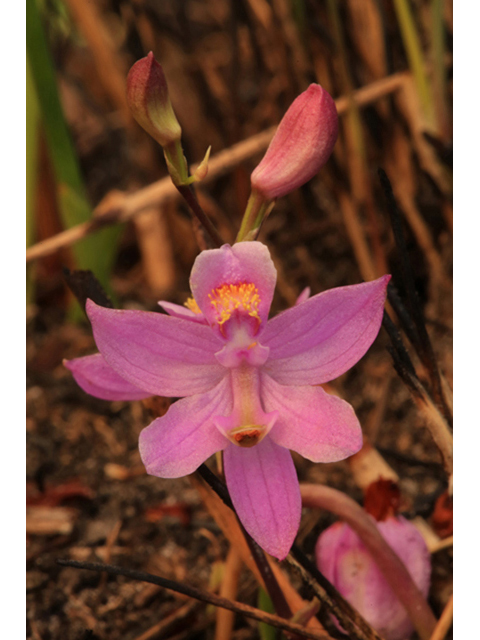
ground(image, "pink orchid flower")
xmin=316 ymin=517 xmax=431 ymax=640
xmin=65 ymin=242 xmax=389 ymax=559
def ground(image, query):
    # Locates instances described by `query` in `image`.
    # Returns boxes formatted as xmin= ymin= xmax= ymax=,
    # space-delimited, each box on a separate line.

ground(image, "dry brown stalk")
xmin=132 ymin=601 xmax=200 ymax=640
xmin=386 ymin=126 xmax=447 ymax=296
xmin=26 ymin=71 xmax=410 ymax=264
xmin=338 ymin=192 xmax=378 ymax=282
xmin=428 ymin=594 xmax=453 ymax=640
xmin=215 ymin=547 xmax=243 ymax=640
xmin=64 ymin=0 xmax=132 ymax=126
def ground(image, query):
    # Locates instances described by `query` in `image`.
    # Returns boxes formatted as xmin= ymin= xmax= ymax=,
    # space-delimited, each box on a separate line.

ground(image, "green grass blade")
xmin=26 ymin=57 xmax=40 ymax=304
xmin=26 ymin=0 xmax=121 ymax=300
xmin=393 ymin=0 xmax=436 ymax=129
xmin=257 ymin=587 xmax=277 ymax=640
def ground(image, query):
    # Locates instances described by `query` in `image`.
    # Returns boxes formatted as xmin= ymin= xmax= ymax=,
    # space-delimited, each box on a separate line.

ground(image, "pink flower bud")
xmin=316 ymin=517 xmax=431 ymax=640
xmin=251 ymin=84 xmax=338 ymax=199
xmin=127 ymin=52 xmax=182 ymax=147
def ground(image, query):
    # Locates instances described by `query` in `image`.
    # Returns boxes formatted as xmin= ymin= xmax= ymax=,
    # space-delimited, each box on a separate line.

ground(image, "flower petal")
xmin=224 ymin=437 xmax=301 ymax=559
xmin=139 ymin=377 xmax=232 ymax=478
xmin=189 ymin=243 xmax=276 ymax=328
xmin=262 ymin=275 xmax=390 ymax=385
xmin=64 ymin=353 xmax=151 ymax=401
xmin=262 ymin=374 xmax=362 ymax=462
xmin=158 ymin=301 xmax=207 ymax=324
xmin=86 ymin=300 xmax=224 ymax=397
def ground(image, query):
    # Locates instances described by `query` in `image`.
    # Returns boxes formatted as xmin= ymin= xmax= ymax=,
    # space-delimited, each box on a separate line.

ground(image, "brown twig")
xmin=56 ymin=559 xmax=331 ymax=640
xmin=287 ymin=550 xmax=384 ymax=640
xmin=26 ymin=71 xmax=409 ymax=263
xmin=428 ymin=594 xmax=453 ymax=640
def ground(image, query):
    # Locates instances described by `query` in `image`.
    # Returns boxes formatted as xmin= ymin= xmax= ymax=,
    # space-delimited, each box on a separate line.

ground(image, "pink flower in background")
xmin=316 ymin=501 xmax=431 ymax=639
xmin=66 ymin=242 xmax=389 ymax=559
xmin=251 ymin=84 xmax=338 ymax=199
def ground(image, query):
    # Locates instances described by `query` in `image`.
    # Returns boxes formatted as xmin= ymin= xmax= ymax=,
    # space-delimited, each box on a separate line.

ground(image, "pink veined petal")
xmin=158 ymin=301 xmax=208 ymax=324
xmin=262 ymin=275 xmax=390 ymax=385
xmin=139 ymin=377 xmax=232 ymax=478
xmin=223 ymin=437 xmax=301 ymax=560
xmin=64 ymin=353 xmax=152 ymax=401
xmin=189 ymin=243 xmax=277 ymax=328
xmin=262 ymin=374 xmax=362 ymax=462
xmin=86 ymin=300 xmax=225 ymax=397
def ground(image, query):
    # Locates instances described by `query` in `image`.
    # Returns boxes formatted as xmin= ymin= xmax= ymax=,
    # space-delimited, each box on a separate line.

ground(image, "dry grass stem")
xmin=215 ymin=547 xmax=243 ymax=640
xmin=428 ymin=594 xmax=453 ymax=640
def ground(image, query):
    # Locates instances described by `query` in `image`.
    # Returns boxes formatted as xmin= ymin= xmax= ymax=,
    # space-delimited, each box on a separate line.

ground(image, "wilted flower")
xmin=126 ymin=52 xmax=182 ymax=148
xmin=66 ymin=242 xmax=389 ymax=559
xmin=250 ymin=84 xmax=338 ymax=200
xmin=316 ymin=482 xmax=431 ymax=640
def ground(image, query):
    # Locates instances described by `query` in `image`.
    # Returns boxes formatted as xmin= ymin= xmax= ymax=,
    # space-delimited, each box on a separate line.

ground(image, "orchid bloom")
xmin=66 ymin=242 xmax=389 ymax=559
xmin=316 ymin=517 xmax=431 ymax=640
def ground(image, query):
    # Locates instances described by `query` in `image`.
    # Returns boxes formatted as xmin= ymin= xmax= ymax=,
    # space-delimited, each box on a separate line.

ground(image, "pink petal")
xmin=139 ymin=377 xmax=232 ymax=478
xmin=263 ymin=275 xmax=390 ymax=385
xmin=295 ymin=287 xmax=311 ymax=305
xmin=262 ymin=374 xmax=362 ymax=462
xmin=189 ymin=243 xmax=276 ymax=328
xmin=64 ymin=354 xmax=151 ymax=401
xmin=158 ymin=301 xmax=207 ymax=324
xmin=224 ymin=437 xmax=301 ymax=560
xmin=86 ymin=300 xmax=224 ymax=397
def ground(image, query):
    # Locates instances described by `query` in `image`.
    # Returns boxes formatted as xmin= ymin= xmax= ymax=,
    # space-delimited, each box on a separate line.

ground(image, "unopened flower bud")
xmin=315 ymin=517 xmax=431 ymax=640
xmin=127 ymin=52 xmax=182 ymax=147
xmin=251 ymin=84 xmax=338 ymax=199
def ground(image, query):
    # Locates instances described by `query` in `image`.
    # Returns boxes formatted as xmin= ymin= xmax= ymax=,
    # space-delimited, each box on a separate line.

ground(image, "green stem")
xmin=236 ymin=189 xmax=275 ymax=243
xmin=393 ymin=0 xmax=436 ymax=129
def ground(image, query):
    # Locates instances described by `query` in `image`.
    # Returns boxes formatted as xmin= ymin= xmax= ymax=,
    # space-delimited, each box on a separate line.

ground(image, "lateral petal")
xmin=262 ymin=275 xmax=390 ymax=385
xmin=64 ymin=353 xmax=151 ymax=401
xmin=224 ymin=437 xmax=301 ymax=560
xmin=189 ymin=243 xmax=277 ymax=328
xmin=139 ymin=377 xmax=232 ymax=478
xmin=262 ymin=374 xmax=362 ymax=462
xmin=86 ymin=300 xmax=224 ymax=397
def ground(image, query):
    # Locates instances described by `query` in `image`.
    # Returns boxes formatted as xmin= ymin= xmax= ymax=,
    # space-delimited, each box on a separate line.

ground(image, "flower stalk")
xmin=236 ymin=189 xmax=275 ymax=242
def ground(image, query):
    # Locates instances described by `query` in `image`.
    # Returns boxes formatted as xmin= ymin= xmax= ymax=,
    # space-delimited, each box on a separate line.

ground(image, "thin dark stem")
xmin=289 ymin=546 xmax=384 ymax=640
xmin=378 ymin=168 xmax=452 ymax=427
xmin=382 ymin=310 xmax=417 ymax=379
xmin=196 ymin=464 xmax=292 ymax=620
xmin=386 ymin=282 xmax=422 ymax=354
xmin=176 ymin=184 xmax=224 ymax=248
xmin=196 ymin=464 xmax=384 ymax=637
xmin=56 ymin=560 xmax=329 ymax=640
